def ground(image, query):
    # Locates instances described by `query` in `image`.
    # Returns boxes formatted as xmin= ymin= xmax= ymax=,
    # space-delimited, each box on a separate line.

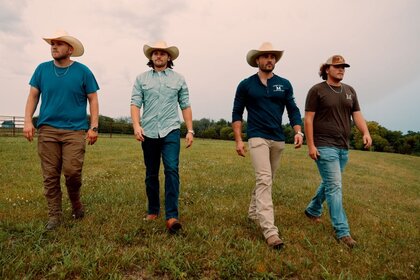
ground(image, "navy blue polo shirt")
xmin=232 ymin=73 xmax=302 ymax=141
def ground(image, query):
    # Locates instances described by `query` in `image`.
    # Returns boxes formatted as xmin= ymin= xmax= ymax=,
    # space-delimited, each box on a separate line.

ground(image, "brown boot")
xmin=304 ymin=210 xmax=322 ymax=223
xmin=340 ymin=236 xmax=357 ymax=248
xmin=45 ymin=216 xmax=62 ymax=230
xmin=144 ymin=214 xmax=159 ymax=221
xmin=72 ymin=206 xmax=85 ymax=219
xmin=166 ymin=218 xmax=182 ymax=234
xmin=266 ymin=235 xmax=284 ymax=250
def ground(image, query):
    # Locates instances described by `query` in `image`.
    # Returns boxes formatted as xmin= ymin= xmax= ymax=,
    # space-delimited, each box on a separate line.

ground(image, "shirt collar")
xmin=152 ymin=68 xmax=171 ymax=76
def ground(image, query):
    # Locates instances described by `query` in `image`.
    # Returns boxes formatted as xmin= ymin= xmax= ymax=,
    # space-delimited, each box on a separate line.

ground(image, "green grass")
xmin=1 ymin=137 xmax=419 ymax=279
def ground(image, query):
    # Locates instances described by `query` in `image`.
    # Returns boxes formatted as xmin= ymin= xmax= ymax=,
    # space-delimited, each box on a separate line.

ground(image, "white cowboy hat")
xmin=143 ymin=41 xmax=179 ymax=60
xmin=246 ymin=42 xmax=284 ymax=67
xmin=43 ymin=30 xmax=84 ymax=57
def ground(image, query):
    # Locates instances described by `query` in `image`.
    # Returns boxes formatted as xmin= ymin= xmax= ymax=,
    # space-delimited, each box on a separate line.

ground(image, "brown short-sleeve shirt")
xmin=305 ymin=82 xmax=361 ymax=149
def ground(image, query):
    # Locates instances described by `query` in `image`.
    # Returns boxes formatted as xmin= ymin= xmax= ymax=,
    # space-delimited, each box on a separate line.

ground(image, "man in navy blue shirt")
xmin=232 ymin=42 xmax=303 ymax=249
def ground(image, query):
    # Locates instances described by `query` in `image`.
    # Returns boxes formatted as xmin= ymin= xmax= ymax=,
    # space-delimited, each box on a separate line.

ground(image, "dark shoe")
xmin=266 ymin=235 xmax=284 ymax=250
xmin=304 ymin=210 xmax=322 ymax=223
xmin=166 ymin=218 xmax=182 ymax=234
xmin=45 ymin=217 xmax=61 ymax=230
xmin=72 ymin=207 xmax=85 ymax=219
xmin=144 ymin=214 xmax=158 ymax=221
xmin=340 ymin=236 xmax=357 ymax=248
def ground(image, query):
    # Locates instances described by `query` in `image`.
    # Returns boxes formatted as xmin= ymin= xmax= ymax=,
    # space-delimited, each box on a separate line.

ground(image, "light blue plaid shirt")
xmin=131 ymin=68 xmax=191 ymax=138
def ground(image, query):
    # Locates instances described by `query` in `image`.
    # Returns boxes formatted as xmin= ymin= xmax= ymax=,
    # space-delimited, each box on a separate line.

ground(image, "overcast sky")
xmin=1 ymin=0 xmax=419 ymax=133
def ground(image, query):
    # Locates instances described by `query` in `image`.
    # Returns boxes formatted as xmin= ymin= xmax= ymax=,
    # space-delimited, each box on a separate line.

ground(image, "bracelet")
xmin=187 ymin=130 xmax=195 ymax=135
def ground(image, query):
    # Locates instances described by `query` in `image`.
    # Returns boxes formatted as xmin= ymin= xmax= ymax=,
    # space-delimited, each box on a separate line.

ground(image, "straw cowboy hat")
xmin=143 ymin=41 xmax=179 ymax=60
xmin=43 ymin=30 xmax=84 ymax=57
xmin=246 ymin=42 xmax=284 ymax=67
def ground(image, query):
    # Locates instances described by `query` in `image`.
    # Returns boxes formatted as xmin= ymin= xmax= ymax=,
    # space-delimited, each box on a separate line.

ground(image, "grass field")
xmin=0 ymin=136 xmax=419 ymax=279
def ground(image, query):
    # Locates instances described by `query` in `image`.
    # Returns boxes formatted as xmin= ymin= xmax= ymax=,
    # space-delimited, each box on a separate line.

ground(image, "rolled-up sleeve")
xmin=178 ymin=77 xmax=190 ymax=110
xmin=131 ymin=76 xmax=143 ymax=108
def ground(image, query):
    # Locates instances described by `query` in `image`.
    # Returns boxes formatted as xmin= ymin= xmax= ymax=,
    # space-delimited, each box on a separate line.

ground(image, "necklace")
xmin=53 ymin=62 xmax=72 ymax=77
xmin=326 ymin=82 xmax=342 ymax=94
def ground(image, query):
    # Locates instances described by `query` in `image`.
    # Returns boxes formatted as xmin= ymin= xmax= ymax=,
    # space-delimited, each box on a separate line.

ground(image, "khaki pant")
xmin=248 ymin=137 xmax=285 ymax=239
xmin=37 ymin=126 xmax=86 ymax=218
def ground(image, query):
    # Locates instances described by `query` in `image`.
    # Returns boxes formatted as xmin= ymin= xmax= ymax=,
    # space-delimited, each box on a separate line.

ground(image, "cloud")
xmin=0 ymin=0 xmax=419 ymax=133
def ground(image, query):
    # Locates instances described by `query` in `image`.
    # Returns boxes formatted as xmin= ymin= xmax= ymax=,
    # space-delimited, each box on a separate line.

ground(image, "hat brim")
xmin=143 ymin=45 xmax=179 ymax=60
xmin=246 ymin=50 xmax=283 ymax=67
xmin=331 ymin=63 xmax=350 ymax=67
xmin=43 ymin=36 xmax=84 ymax=57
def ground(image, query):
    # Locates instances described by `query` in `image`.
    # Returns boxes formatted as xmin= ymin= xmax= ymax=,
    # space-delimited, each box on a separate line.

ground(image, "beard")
xmin=53 ymin=52 xmax=71 ymax=62
xmin=259 ymin=63 xmax=275 ymax=73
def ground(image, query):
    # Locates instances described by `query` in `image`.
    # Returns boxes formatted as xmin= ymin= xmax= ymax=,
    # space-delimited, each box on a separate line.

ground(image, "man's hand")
xmin=185 ymin=132 xmax=193 ymax=148
xmin=133 ymin=126 xmax=145 ymax=142
xmin=308 ymin=145 xmax=320 ymax=160
xmin=294 ymin=134 xmax=303 ymax=149
xmin=23 ymin=122 xmax=36 ymax=142
xmin=86 ymin=129 xmax=98 ymax=145
xmin=235 ymin=140 xmax=247 ymax=157
xmin=363 ymin=134 xmax=372 ymax=149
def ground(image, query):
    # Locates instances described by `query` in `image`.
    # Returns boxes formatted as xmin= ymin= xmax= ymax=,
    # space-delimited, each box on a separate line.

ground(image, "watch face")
xmin=92 ymin=127 xmax=98 ymax=132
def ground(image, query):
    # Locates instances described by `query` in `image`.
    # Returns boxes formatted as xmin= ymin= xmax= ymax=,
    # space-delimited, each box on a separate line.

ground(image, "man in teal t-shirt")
xmin=23 ymin=30 xmax=100 ymax=230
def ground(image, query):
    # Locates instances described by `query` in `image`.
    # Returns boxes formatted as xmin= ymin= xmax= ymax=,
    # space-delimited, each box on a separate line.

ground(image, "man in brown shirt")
xmin=304 ymin=55 xmax=372 ymax=248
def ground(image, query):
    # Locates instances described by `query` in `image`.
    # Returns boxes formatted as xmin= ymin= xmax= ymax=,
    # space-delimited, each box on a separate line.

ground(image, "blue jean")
xmin=141 ymin=129 xmax=180 ymax=220
xmin=305 ymin=147 xmax=350 ymax=238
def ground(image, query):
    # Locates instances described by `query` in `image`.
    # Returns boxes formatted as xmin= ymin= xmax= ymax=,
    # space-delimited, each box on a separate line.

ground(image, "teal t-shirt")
xmin=29 ymin=61 xmax=99 ymax=130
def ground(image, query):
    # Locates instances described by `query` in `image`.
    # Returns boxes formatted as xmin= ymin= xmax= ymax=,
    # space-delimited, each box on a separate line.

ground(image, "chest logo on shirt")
xmin=346 ymin=93 xmax=352 ymax=100
xmin=273 ymin=85 xmax=284 ymax=92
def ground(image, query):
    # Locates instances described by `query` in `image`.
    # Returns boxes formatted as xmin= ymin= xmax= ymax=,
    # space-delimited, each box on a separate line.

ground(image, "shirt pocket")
xmin=164 ymin=81 xmax=181 ymax=93
xmin=164 ymin=81 xmax=181 ymax=102
xmin=142 ymin=83 xmax=159 ymax=103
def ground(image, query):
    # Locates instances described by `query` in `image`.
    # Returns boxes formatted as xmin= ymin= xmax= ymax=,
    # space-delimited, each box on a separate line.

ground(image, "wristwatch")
xmin=296 ymin=131 xmax=304 ymax=137
xmin=91 ymin=127 xmax=98 ymax=132
xmin=187 ymin=130 xmax=195 ymax=135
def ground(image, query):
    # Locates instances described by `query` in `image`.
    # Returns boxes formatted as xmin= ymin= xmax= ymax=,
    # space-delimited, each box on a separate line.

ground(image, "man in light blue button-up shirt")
xmin=130 ymin=41 xmax=194 ymax=234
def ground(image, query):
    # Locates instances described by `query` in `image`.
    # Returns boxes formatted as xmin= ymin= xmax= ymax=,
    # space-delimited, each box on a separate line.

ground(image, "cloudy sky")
xmin=1 ymin=0 xmax=419 ymax=133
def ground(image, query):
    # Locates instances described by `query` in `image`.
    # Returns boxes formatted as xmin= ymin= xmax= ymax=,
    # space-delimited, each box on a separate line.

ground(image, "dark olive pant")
xmin=37 ymin=126 xmax=86 ymax=218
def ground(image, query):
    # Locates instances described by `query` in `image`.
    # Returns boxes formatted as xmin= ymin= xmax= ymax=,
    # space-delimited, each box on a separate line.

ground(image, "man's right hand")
xmin=133 ymin=126 xmax=145 ymax=142
xmin=23 ymin=122 xmax=35 ymax=142
xmin=235 ymin=140 xmax=247 ymax=157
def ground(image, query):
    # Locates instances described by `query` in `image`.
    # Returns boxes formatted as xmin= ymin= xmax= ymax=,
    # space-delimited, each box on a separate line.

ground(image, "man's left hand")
xmin=294 ymin=134 xmax=303 ymax=149
xmin=86 ymin=129 xmax=98 ymax=145
xmin=185 ymin=132 xmax=193 ymax=148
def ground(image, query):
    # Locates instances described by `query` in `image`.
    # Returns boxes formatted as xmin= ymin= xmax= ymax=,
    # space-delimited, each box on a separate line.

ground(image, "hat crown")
xmin=327 ymin=55 xmax=346 ymax=65
xmin=50 ymin=30 xmax=70 ymax=38
xmin=150 ymin=41 xmax=169 ymax=49
xmin=258 ymin=42 xmax=276 ymax=51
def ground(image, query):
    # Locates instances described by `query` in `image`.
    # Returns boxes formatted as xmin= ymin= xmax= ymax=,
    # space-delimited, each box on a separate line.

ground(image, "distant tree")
xmin=220 ymin=126 xmax=234 ymax=140
xmin=201 ymin=127 xmax=218 ymax=139
xmin=282 ymin=124 xmax=294 ymax=144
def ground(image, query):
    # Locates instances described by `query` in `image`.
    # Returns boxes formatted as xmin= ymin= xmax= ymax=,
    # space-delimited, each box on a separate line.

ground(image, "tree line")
xmin=94 ymin=115 xmax=420 ymax=156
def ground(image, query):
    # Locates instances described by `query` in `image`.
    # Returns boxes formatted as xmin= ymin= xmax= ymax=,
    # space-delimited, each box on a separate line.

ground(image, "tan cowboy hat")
xmin=43 ymin=30 xmax=84 ymax=57
xmin=143 ymin=41 xmax=179 ymax=60
xmin=246 ymin=42 xmax=284 ymax=67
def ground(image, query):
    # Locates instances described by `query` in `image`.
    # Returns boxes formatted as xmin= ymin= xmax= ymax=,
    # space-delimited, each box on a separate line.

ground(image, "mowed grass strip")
xmin=1 ymin=137 xmax=419 ymax=279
